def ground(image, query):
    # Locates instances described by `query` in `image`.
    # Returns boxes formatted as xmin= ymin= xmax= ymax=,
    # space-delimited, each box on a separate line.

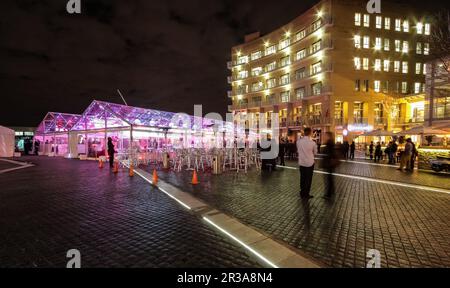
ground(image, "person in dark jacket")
xmin=409 ymin=141 xmax=417 ymax=171
xmin=279 ymin=139 xmax=286 ymax=166
xmin=350 ymin=141 xmax=356 ymax=160
xmin=343 ymin=141 xmax=350 ymax=160
xmin=323 ymin=132 xmax=340 ymax=198
xmin=374 ymin=142 xmax=382 ymax=162
xmin=369 ymin=141 xmax=374 ymax=160
xmin=107 ymin=137 xmax=115 ymax=168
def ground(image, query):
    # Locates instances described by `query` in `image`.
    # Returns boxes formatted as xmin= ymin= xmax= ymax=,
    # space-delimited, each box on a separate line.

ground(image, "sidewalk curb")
xmin=132 ymin=166 xmax=322 ymax=268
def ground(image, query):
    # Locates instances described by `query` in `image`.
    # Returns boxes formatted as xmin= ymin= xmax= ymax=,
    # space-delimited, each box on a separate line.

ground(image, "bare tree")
xmin=429 ymin=10 xmax=450 ymax=72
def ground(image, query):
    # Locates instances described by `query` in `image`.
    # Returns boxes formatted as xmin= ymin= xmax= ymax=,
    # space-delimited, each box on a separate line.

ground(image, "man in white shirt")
xmin=296 ymin=128 xmax=318 ymax=199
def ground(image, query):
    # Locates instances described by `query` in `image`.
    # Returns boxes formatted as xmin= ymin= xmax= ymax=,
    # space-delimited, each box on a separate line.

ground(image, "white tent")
xmin=0 ymin=126 xmax=15 ymax=158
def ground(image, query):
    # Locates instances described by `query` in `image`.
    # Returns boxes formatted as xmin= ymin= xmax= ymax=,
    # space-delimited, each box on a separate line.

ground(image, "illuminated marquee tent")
xmin=34 ymin=112 xmax=82 ymax=156
xmin=35 ymin=100 xmax=244 ymax=158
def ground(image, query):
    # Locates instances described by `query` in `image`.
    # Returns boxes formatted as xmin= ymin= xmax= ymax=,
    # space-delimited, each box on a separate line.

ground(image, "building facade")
xmin=425 ymin=57 xmax=450 ymax=128
xmin=227 ymin=0 xmax=433 ymax=143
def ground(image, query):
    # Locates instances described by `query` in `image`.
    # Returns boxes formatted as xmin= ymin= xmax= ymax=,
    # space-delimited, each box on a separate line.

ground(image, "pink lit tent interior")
xmin=34 ymin=100 xmax=250 ymax=159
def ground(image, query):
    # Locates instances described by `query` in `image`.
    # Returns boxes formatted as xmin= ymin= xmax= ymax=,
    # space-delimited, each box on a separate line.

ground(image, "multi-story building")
xmin=227 ymin=0 xmax=433 ymax=143
xmin=425 ymin=57 xmax=450 ymax=128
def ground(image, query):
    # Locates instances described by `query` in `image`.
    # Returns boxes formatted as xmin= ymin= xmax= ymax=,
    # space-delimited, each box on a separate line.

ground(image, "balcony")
xmin=353 ymin=117 xmax=369 ymax=125
xmin=334 ymin=118 xmax=346 ymax=126
xmin=374 ymin=117 xmax=388 ymax=126
xmin=228 ymin=16 xmax=333 ymax=68
xmin=227 ymin=91 xmax=232 ymax=98
xmin=227 ymin=61 xmax=232 ymax=70
xmin=229 ymin=103 xmax=249 ymax=111
xmin=227 ymin=76 xmax=232 ymax=84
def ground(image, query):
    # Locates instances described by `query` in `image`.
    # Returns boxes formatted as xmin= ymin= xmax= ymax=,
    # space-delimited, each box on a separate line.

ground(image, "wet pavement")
xmin=0 ymin=156 xmax=261 ymax=268
xmin=154 ymin=160 xmax=450 ymax=268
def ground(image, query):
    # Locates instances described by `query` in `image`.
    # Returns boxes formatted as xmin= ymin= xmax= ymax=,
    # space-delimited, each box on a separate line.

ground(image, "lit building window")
xmin=265 ymin=61 xmax=277 ymax=72
xmin=295 ymin=87 xmax=305 ymax=99
xmin=280 ymin=55 xmax=291 ymax=67
xmin=374 ymin=59 xmax=382 ymax=71
xmin=374 ymin=80 xmax=381 ymax=92
xmin=311 ymin=40 xmax=322 ymax=54
xmin=383 ymin=80 xmax=390 ymax=93
xmin=424 ymin=23 xmax=431 ymax=35
xmin=423 ymin=63 xmax=427 ymax=75
xmin=312 ymin=19 xmax=322 ymax=31
xmin=354 ymin=57 xmax=361 ymax=70
xmin=402 ymin=61 xmax=409 ymax=74
xmin=279 ymin=38 xmax=290 ymax=50
xmin=296 ymin=49 xmax=306 ymax=60
xmin=403 ymin=20 xmax=409 ymax=32
xmin=402 ymin=41 xmax=409 ymax=53
xmin=416 ymin=42 xmax=422 ymax=54
xmin=424 ymin=43 xmax=430 ymax=55
xmin=375 ymin=37 xmax=382 ymax=50
xmin=416 ymin=22 xmax=423 ymax=34
xmin=355 ymin=13 xmax=361 ymax=26
xmin=295 ymin=67 xmax=306 ymax=80
xmin=251 ymin=67 xmax=263 ymax=76
xmin=363 ymin=14 xmax=370 ymax=27
xmin=251 ymin=50 xmax=262 ymax=61
xmin=384 ymin=38 xmax=390 ymax=51
xmin=296 ymin=29 xmax=306 ymax=41
xmin=311 ymin=61 xmax=322 ymax=75
xmin=415 ymin=63 xmax=422 ymax=75
xmin=265 ymin=45 xmax=277 ymax=56
xmin=385 ymin=17 xmax=391 ymax=30
xmin=237 ymin=55 xmax=249 ymax=64
xmin=402 ymin=82 xmax=408 ymax=94
xmin=363 ymin=36 xmax=370 ymax=49
xmin=395 ymin=40 xmax=401 ymax=52
xmin=395 ymin=19 xmax=402 ymax=31
xmin=280 ymin=74 xmax=290 ymax=85
xmin=376 ymin=16 xmax=382 ymax=29
xmin=363 ymin=58 xmax=369 ymax=70
xmin=238 ymin=70 xmax=248 ymax=79
xmin=394 ymin=61 xmax=400 ymax=72
xmin=414 ymin=82 xmax=421 ymax=94
xmin=266 ymin=78 xmax=276 ymax=88
xmin=383 ymin=60 xmax=390 ymax=72
xmin=252 ymin=81 xmax=264 ymax=92
xmin=311 ymin=82 xmax=323 ymax=95
xmin=354 ymin=35 xmax=361 ymax=48
xmin=355 ymin=79 xmax=361 ymax=91
xmin=280 ymin=91 xmax=290 ymax=102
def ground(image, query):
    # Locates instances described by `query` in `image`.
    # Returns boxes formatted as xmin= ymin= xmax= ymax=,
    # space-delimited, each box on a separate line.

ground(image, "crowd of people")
xmin=270 ymin=128 xmax=421 ymax=201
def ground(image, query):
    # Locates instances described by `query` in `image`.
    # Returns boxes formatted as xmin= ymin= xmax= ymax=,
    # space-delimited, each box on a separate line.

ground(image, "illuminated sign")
xmin=347 ymin=124 xmax=373 ymax=132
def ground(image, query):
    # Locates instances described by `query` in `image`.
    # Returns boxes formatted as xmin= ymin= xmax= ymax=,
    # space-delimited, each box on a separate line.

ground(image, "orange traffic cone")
xmin=129 ymin=163 xmax=134 ymax=177
xmin=113 ymin=161 xmax=119 ymax=174
xmin=191 ymin=170 xmax=199 ymax=185
xmin=99 ymin=159 xmax=104 ymax=169
xmin=152 ymin=169 xmax=158 ymax=184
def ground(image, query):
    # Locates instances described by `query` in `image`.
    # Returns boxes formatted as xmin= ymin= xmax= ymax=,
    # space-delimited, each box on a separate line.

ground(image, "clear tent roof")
xmin=35 ymin=112 xmax=82 ymax=134
xmin=70 ymin=100 xmax=231 ymax=132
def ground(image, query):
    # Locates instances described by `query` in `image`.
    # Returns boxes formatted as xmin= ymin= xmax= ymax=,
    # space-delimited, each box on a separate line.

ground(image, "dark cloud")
xmin=0 ymin=0 xmax=444 ymax=126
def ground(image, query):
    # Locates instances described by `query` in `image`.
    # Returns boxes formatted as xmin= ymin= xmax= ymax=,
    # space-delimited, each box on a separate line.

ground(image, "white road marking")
xmin=0 ymin=159 xmax=34 ymax=174
xmin=278 ymin=165 xmax=450 ymax=194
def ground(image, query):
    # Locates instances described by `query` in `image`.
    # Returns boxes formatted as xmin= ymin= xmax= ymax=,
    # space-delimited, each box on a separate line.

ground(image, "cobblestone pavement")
xmin=289 ymin=159 xmax=450 ymax=190
xmin=155 ymin=163 xmax=450 ymax=268
xmin=0 ymin=157 xmax=261 ymax=268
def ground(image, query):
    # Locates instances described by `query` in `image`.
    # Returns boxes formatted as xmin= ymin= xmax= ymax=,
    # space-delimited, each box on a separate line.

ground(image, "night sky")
xmin=0 ymin=0 xmax=444 ymax=127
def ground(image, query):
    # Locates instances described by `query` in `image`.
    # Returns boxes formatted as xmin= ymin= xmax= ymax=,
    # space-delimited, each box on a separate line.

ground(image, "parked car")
xmin=430 ymin=157 xmax=450 ymax=173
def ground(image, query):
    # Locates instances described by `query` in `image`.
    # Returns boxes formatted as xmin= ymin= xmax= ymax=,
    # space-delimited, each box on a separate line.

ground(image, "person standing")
xmin=350 ymin=141 xmax=356 ymax=160
xmin=342 ymin=141 xmax=349 ymax=160
xmin=278 ymin=139 xmax=286 ymax=166
xmin=297 ymin=128 xmax=318 ymax=199
xmin=375 ymin=142 xmax=382 ymax=162
xmin=409 ymin=140 xmax=417 ymax=171
xmin=323 ymin=132 xmax=340 ymax=198
xmin=107 ymin=137 xmax=115 ymax=168
xmin=398 ymin=138 xmax=412 ymax=171
xmin=369 ymin=141 xmax=374 ymax=160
